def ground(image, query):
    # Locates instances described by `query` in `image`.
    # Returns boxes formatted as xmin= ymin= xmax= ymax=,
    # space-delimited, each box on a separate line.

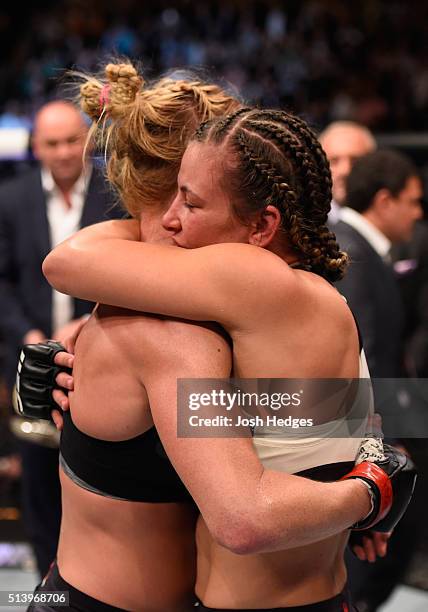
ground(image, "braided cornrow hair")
xmin=193 ymin=108 xmax=348 ymax=282
xmin=76 ymin=59 xmax=241 ymax=217
xmin=249 ymin=109 xmax=333 ymax=214
xmin=196 ymin=107 xmax=253 ymax=143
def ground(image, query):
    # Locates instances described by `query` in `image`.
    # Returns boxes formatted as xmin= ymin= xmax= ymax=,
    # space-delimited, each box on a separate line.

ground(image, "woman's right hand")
xmin=14 ymin=340 xmax=72 ymax=424
xmin=15 ymin=314 xmax=86 ymax=430
xmin=50 ymin=313 xmax=90 ymax=427
xmin=51 ymin=349 xmax=75 ymax=429
xmin=52 ymin=349 xmax=74 ymax=403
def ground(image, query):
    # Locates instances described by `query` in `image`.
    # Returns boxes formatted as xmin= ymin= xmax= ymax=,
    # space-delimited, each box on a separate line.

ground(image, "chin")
xmin=53 ymin=165 xmax=81 ymax=178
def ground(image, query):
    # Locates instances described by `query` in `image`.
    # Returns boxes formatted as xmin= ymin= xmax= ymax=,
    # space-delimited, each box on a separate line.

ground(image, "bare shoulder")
xmin=199 ymin=243 xmax=293 ymax=281
xmin=277 ymin=269 xmax=356 ymax=336
xmin=292 ymin=269 xmax=346 ymax=306
xmin=291 ymin=271 xmax=359 ymax=367
xmin=129 ymin=314 xmax=232 ymax=378
xmin=195 ymin=243 xmax=298 ymax=327
xmin=161 ymin=318 xmax=231 ymax=357
xmin=92 ymin=305 xmax=231 ymax=378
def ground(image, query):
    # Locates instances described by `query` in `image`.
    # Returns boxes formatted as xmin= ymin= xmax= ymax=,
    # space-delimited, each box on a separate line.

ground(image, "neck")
xmin=266 ymin=238 xmax=298 ymax=264
xmin=54 ymin=177 xmax=78 ymax=194
xmin=361 ymin=209 xmax=387 ymax=238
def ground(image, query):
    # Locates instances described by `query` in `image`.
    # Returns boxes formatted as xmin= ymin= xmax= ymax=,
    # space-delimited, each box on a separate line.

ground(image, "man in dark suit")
xmin=335 ymin=149 xmax=423 ymax=377
xmin=0 ymin=100 xmax=122 ymax=577
xmin=334 ymin=149 xmax=423 ymax=612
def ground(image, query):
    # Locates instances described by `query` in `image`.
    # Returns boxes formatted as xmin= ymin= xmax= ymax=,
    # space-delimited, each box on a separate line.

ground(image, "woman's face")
xmin=161 ymin=141 xmax=254 ymax=248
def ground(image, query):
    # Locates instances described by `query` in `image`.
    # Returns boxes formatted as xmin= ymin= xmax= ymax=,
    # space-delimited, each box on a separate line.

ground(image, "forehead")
xmin=322 ymin=128 xmax=373 ymax=158
xmin=399 ymin=175 xmax=423 ymax=198
xmin=179 ymin=141 xmax=226 ymax=195
xmin=34 ymin=107 xmax=86 ymax=141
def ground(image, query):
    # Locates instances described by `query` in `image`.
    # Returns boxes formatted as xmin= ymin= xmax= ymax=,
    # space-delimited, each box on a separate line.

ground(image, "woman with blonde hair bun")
xmin=27 ymin=61 xmax=244 ymax=612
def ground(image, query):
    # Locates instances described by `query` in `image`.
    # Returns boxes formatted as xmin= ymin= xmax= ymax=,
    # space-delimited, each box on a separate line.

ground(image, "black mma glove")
xmin=341 ymin=438 xmax=417 ymax=533
xmin=14 ymin=340 xmax=71 ymax=420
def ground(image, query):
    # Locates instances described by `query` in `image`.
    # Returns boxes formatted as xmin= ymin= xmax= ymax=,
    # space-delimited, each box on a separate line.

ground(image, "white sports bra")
xmin=253 ymin=349 xmax=372 ymax=479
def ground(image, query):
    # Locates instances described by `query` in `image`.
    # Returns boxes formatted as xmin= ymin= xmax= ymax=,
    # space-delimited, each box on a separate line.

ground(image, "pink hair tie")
xmin=99 ymin=84 xmax=111 ymax=115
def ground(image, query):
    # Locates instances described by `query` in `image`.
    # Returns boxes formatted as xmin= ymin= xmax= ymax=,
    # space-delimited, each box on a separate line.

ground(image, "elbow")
xmin=42 ymin=248 xmax=70 ymax=292
xmin=210 ymin=515 xmax=275 ymax=556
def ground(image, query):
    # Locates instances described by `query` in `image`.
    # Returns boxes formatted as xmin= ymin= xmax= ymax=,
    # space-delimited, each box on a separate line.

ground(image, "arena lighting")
xmin=0 ymin=128 xmax=29 ymax=160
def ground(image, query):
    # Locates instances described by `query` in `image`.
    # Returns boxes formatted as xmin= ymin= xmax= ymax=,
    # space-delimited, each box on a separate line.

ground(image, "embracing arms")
xmin=43 ymin=220 xmax=291 ymax=330
xmin=140 ymin=328 xmax=371 ymax=554
xmin=14 ymin=326 xmax=371 ymax=554
xmin=16 ymin=340 xmax=413 ymax=556
xmin=157 ymin=428 xmax=369 ymax=555
xmin=144 ymin=332 xmax=414 ymax=553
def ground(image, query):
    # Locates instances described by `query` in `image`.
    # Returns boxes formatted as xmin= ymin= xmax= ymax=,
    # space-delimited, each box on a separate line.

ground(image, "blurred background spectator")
xmin=0 ymin=100 xmax=122 ymax=577
xmin=319 ymin=121 xmax=377 ymax=225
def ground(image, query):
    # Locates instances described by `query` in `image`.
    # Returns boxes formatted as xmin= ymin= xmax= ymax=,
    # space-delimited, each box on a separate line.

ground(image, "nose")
xmin=161 ymin=196 xmax=182 ymax=232
xmin=56 ymin=142 xmax=73 ymax=160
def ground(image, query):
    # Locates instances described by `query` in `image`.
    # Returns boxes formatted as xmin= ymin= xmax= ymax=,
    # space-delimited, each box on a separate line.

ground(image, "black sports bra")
xmin=60 ymin=410 xmax=194 ymax=503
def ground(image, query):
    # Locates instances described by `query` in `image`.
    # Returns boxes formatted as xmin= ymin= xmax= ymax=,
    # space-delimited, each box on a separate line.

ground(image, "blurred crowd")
xmin=1 ymin=0 xmax=428 ymax=131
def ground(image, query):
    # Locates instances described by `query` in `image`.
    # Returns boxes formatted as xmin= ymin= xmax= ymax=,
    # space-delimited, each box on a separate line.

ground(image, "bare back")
xmin=196 ymin=269 xmax=361 ymax=608
xmin=58 ymin=304 xmax=231 ymax=611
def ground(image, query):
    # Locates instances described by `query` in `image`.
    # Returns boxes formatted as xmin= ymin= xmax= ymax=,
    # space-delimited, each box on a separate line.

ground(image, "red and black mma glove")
xmin=341 ymin=438 xmax=417 ymax=534
xmin=14 ymin=341 xmax=71 ymax=420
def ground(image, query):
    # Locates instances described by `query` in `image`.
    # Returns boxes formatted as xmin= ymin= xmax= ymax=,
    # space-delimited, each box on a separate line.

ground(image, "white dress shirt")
xmin=327 ymin=200 xmax=343 ymax=225
xmin=42 ymin=166 xmax=92 ymax=333
xmin=340 ymin=206 xmax=391 ymax=261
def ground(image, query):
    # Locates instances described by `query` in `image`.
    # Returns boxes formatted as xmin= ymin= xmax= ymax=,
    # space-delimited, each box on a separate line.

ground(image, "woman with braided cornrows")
xmin=40 ymin=101 xmax=389 ymax=612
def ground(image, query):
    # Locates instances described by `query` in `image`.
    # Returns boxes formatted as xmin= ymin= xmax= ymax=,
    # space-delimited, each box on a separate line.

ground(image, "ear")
xmin=31 ymin=133 xmax=41 ymax=161
xmin=248 ymin=205 xmax=282 ymax=247
xmin=372 ymin=188 xmax=393 ymax=213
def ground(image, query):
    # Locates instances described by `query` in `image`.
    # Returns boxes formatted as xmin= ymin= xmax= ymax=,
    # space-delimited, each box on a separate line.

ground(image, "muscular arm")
xmin=43 ymin=220 xmax=291 ymax=330
xmin=141 ymin=324 xmax=371 ymax=555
